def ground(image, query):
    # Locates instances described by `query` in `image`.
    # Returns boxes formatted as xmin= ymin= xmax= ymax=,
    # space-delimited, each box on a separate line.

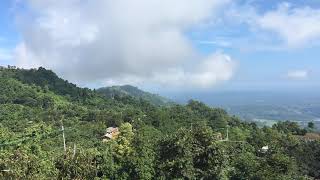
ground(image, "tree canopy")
xmin=0 ymin=67 xmax=319 ymax=179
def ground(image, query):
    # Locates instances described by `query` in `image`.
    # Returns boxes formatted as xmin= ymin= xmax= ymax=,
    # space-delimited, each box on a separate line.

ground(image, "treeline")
xmin=97 ymin=85 xmax=175 ymax=107
xmin=0 ymin=67 xmax=319 ymax=179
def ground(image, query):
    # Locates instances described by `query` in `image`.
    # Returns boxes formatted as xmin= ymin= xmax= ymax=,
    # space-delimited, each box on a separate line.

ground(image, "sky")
xmin=0 ymin=0 xmax=319 ymax=93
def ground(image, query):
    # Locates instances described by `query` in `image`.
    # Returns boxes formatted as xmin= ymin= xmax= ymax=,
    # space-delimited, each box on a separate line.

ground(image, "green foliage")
xmin=115 ymin=123 xmax=134 ymax=157
xmin=97 ymin=85 xmax=175 ymax=107
xmin=55 ymin=148 xmax=100 ymax=179
xmin=308 ymin=121 xmax=315 ymax=130
xmin=157 ymin=125 xmax=232 ymax=179
xmin=0 ymin=67 xmax=319 ymax=179
xmin=187 ymin=100 xmax=229 ymax=130
xmin=0 ymin=123 xmax=58 ymax=179
xmin=293 ymin=141 xmax=320 ymax=178
xmin=272 ymin=121 xmax=307 ymax=135
xmin=0 ymin=148 xmax=58 ymax=179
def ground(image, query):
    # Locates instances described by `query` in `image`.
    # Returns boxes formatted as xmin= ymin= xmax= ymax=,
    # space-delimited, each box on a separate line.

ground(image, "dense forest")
xmin=0 ymin=67 xmax=320 ymax=179
xmin=97 ymin=85 xmax=175 ymax=107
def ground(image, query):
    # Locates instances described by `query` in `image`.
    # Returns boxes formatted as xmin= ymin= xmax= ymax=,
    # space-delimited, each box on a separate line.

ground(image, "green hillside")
xmin=97 ymin=85 xmax=175 ymax=106
xmin=0 ymin=67 xmax=319 ymax=179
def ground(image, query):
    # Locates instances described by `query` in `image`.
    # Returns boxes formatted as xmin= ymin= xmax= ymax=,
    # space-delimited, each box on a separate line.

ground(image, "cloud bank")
xmin=227 ymin=2 xmax=320 ymax=49
xmin=14 ymin=0 xmax=235 ymax=88
xmin=256 ymin=3 xmax=320 ymax=47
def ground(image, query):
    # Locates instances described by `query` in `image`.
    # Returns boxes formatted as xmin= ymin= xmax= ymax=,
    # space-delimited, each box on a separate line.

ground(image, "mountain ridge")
xmin=97 ymin=85 xmax=175 ymax=106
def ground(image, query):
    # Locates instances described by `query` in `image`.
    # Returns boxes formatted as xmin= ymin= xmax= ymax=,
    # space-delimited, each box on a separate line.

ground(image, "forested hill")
xmin=97 ymin=85 xmax=175 ymax=106
xmin=0 ymin=67 xmax=320 ymax=179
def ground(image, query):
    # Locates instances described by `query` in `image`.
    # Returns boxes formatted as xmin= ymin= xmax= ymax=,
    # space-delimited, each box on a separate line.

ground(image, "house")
xmin=261 ymin=146 xmax=269 ymax=153
xmin=102 ymin=127 xmax=120 ymax=142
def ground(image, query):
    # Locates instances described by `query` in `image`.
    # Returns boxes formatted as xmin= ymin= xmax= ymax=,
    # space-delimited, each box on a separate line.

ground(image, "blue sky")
xmin=0 ymin=1 xmax=19 ymax=64
xmin=0 ymin=0 xmax=319 ymax=92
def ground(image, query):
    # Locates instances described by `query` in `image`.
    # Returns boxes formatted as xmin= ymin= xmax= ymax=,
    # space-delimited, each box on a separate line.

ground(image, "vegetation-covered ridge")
xmin=0 ymin=67 xmax=319 ymax=179
xmin=97 ymin=85 xmax=175 ymax=106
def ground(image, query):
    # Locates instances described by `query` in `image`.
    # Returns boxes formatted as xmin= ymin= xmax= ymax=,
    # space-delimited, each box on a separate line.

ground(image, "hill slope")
xmin=0 ymin=67 xmax=319 ymax=179
xmin=97 ymin=85 xmax=175 ymax=106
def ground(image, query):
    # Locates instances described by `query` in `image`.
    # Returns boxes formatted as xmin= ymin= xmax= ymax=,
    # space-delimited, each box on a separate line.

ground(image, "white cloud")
xmin=14 ymin=0 xmax=234 ymax=88
xmin=222 ymin=2 xmax=320 ymax=50
xmin=287 ymin=70 xmax=309 ymax=80
xmin=76 ymin=53 xmax=236 ymax=89
xmin=256 ymin=3 xmax=320 ymax=47
xmin=106 ymin=52 xmax=236 ymax=88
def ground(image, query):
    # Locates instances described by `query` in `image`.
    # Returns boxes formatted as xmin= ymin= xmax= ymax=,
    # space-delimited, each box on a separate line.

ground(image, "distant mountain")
xmin=169 ymin=91 xmax=320 ymax=128
xmin=97 ymin=85 xmax=175 ymax=106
